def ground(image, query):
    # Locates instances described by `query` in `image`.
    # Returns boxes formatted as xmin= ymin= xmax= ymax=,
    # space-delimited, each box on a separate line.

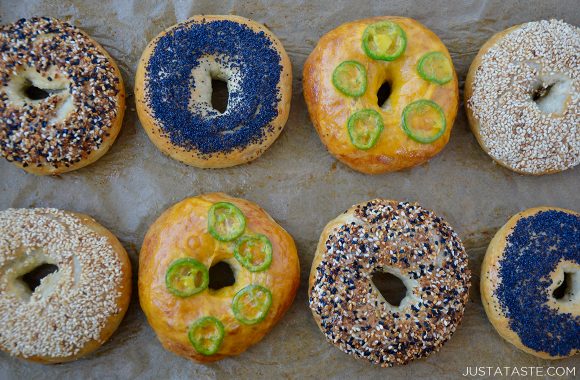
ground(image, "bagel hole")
xmin=23 ymin=81 xmax=51 ymax=100
xmin=19 ymin=263 xmax=59 ymax=293
xmin=372 ymin=271 xmax=407 ymax=307
xmin=532 ymin=83 xmax=554 ymax=102
xmin=553 ymin=272 xmax=573 ymax=300
xmin=211 ymin=78 xmax=229 ymax=113
xmin=208 ymin=261 xmax=235 ymax=290
xmin=377 ymin=81 xmax=391 ymax=108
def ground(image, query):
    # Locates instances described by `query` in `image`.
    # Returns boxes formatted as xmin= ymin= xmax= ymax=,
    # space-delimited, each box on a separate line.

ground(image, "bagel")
xmin=139 ymin=193 xmax=300 ymax=362
xmin=303 ymin=17 xmax=459 ymax=174
xmin=0 ymin=17 xmax=125 ymax=175
xmin=481 ymin=207 xmax=579 ymax=359
xmin=0 ymin=208 xmax=131 ymax=363
xmin=135 ymin=15 xmax=292 ymax=168
xmin=309 ymin=199 xmax=470 ymax=366
xmin=465 ymin=20 xmax=580 ymax=175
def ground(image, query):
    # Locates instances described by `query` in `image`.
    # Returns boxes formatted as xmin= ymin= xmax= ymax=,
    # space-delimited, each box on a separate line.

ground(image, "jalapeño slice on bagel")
xmin=208 ymin=202 xmax=246 ymax=242
xmin=417 ymin=52 xmax=453 ymax=85
xmin=362 ymin=21 xmax=407 ymax=61
xmin=347 ymin=109 xmax=384 ymax=150
xmin=402 ymin=100 xmax=446 ymax=144
xmin=232 ymin=285 xmax=273 ymax=325
xmin=234 ymin=234 xmax=273 ymax=272
xmin=188 ymin=316 xmax=225 ymax=356
xmin=139 ymin=193 xmax=300 ymax=362
xmin=332 ymin=61 xmax=367 ymax=97
xmin=303 ymin=17 xmax=459 ymax=174
xmin=165 ymin=258 xmax=209 ymax=297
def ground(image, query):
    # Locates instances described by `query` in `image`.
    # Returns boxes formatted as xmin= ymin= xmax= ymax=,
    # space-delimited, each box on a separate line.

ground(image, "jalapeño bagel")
xmin=139 ymin=193 xmax=300 ymax=362
xmin=303 ymin=17 xmax=459 ymax=174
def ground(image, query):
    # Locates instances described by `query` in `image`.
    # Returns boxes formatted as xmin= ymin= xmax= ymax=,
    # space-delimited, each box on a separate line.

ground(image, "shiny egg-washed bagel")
xmin=303 ymin=17 xmax=458 ymax=174
xmin=135 ymin=16 xmax=292 ymax=168
xmin=0 ymin=17 xmax=125 ymax=175
xmin=0 ymin=208 xmax=131 ymax=363
xmin=481 ymin=207 xmax=579 ymax=359
xmin=139 ymin=193 xmax=300 ymax=362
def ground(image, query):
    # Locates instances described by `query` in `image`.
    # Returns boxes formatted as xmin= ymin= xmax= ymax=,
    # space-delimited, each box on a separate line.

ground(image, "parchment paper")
xmin=1 ymin=0 xmax=579 ymax=379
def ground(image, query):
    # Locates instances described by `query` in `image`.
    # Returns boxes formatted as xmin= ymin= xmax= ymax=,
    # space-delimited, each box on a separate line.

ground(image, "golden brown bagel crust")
xmin=481 ymin=207 xmax=579 ymax=359
xmin=135 ymin=15 xmax=292 ymax=168
xmin=139 ymin=193 xmax=300 ymax=362
xmin=0 ymin=19 xmax=125 ymax=176
xmin=0 ymin=209 xmax=132 ymax=363
xmin=303 ymin=17 xmax=458 ymax=174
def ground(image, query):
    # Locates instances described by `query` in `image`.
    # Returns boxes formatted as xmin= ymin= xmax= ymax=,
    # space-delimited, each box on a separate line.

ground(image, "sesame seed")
xmin=0 ymin=208 xmax=124 ymax=359
xmin=467 ymin=20 xmax=579 ymax=174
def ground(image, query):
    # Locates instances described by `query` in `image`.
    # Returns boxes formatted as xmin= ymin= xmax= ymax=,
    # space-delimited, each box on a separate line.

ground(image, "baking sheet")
xmin=1 ymin=0 xmax=579 ymax=378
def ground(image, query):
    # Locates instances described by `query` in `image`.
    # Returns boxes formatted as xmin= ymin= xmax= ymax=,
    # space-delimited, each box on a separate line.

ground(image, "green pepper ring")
xmin=417 ymin=51 xmax=453 ymax=85
xmin=347 ymin=109 xmax=384 ymax=150
xmin=188 ymin=316 xmax=225 ymax=356
xmin=208 ymin=202 xmax=246 ymax=242
xmin=232 ymin=285 xmax=273 ymax=325
xmin=402 ymin=99 xmax=447 ymax=144
xmin=165 ymin=258 xmax=209 ymax=297
xmin=234 ymin=234 xmax=273 ymax=272
xmin=362 ymin=21 xmax=407 ymax=61
xmin=332 ymin=60 xmax=368 ymax=97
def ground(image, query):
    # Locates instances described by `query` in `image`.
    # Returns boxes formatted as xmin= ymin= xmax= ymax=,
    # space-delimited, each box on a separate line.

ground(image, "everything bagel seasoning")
xmin=0 ymin=17 xmax=122 ymax=169
xmin=310 ymin=200 xmax=470 ymax=366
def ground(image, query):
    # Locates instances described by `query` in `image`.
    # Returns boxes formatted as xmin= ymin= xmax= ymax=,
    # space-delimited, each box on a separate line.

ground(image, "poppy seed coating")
xmin=144 ymin=18 xmax=283 ymax=155
xmin=496 ymin=210 xmax=580 ymax=357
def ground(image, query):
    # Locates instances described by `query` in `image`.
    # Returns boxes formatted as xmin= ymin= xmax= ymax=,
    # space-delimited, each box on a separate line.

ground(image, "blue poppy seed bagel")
xmin=481 ymin=207 xmax=580 ymax=359
xmin=135 ymin=15 xmax=292 ymax=168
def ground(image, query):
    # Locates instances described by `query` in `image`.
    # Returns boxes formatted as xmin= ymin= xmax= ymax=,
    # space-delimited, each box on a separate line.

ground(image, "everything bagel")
xmin=309 ymin=199 xmax=470 ymax=366
xmin=0 ymin=17 xmax=125 ymax=175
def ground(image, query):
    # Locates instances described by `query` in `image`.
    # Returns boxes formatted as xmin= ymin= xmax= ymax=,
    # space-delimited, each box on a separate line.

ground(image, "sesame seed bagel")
xmin=309 ymin=199 xmax=470 ymax=366
xmin=465 ymin=20 xmax=580 ymax=175
xmin=481 ymin=207 xmax=579 ymax=359
xmin=303 ymin=17 xmax=459 ymax=174
xmin=139 ymin=193 xmax=300 ymax=362
xmin=135 ymin=16 xmax=292 ymax=168
xmin=0 ymin=17 xmax=125 ymax=176
xmin=0 ymin=208 xmax=132 ymax=363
